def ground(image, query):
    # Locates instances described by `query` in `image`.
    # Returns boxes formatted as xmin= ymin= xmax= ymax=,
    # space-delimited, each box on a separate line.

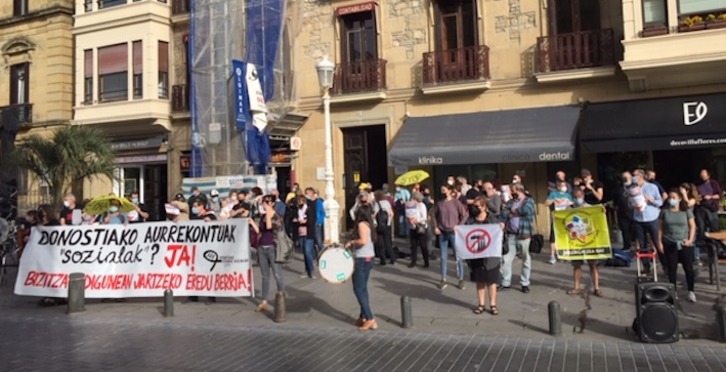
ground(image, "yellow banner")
xmin=553 ymin=205 xmax=612 ymax=261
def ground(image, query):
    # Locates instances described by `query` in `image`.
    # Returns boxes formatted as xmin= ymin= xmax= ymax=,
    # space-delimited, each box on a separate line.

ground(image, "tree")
xmin=11 ymin=126 xmax=116 ymax=206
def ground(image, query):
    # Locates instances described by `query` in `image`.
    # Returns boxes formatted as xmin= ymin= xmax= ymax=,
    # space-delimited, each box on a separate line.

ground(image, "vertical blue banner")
xmin=232 ymin=60 xmax=249 ymax=132
xmin=189 ymin=1 xmax=202 ymax=177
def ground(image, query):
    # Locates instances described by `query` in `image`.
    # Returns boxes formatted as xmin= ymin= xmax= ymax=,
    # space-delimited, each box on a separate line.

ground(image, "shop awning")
xmin=580 ymin=92 xmax=726 ymax=153
xmin=388 ymin=106 xmax=581 ymax=166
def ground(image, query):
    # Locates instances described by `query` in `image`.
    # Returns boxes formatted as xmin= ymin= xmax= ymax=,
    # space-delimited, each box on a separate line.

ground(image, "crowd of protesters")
xmin=10 ymin=165 xmax=724 ymax=328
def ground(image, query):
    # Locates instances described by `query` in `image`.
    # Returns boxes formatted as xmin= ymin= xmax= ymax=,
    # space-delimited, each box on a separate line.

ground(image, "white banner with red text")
xmin=14 ymin=219 xmax=253 ymax=298
xmin=454 ymin=224 xmax=503 ymax=260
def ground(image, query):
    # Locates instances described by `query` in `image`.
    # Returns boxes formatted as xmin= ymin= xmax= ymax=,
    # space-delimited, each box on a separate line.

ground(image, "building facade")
xmin=290 ymin=0 xmax=726 ymax=231
xmin=0 ymin=0 xmax=75 ymax=213
xmin=73 ymin=0 xmax=177 ymax=219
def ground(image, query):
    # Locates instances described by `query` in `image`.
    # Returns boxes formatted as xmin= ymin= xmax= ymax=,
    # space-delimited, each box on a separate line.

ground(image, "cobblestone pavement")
xmin=3 ymin=311 xmax=726 ymax=372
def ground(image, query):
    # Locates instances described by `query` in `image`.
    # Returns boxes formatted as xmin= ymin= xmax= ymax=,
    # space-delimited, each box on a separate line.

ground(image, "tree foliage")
xmin=11 ymin=126 xmax=116 ymax=206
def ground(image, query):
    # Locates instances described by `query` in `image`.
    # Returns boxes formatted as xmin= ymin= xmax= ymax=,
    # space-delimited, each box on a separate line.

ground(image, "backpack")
xmin=605 ymin=248 xmax=631 ymax=267
xmin=375 ymin=201 xmax=388 ymax=233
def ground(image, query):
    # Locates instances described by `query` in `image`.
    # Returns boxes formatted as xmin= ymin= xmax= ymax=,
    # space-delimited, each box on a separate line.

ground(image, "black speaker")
xmin=634 ymin=282 xmax=679 ymax=343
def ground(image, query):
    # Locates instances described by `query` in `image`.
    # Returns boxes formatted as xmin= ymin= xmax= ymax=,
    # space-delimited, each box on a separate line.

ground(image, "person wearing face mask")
xmin=127 ymin=192 xmax=149 ymax=223
xmin=60 ymin=193 xmax=82 ymax=226
xmin=629 ymin=169 xmax=664 ymax=274
xmin=394 ymin=184 xmax=411 ymax=238
xmin=548 ymin=171 xmax=573 ymax=194
xmin=187 ymin=187 xmax=203 ymax=217
xmin=208 ymin=189 xmax=221 ymax=214
xmin=614 ymin=172 xmax=637 ymax=252
xmin=499 ymin=183 xmax=536 ymax=293
xmin=188 ymin=197 xmax=218 ymax=303
xmin=294 ymin=195 xmax=317 ymax=279
xmin=433 ymin=184 xmax=469 ymax=290
xmin=546 ymin=180 xmax=574 ymax=264
xmin=659 ymin=189 xmax=697 ymax=302
xmin=102 ymin=198 xmax=128 ymax=225
xmin=580 ymin=169 xmax=604 ymax=205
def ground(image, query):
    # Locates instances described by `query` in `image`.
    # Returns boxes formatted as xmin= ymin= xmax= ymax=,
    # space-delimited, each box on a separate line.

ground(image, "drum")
xmin=318 ymin=245 xmax=355 ymax=284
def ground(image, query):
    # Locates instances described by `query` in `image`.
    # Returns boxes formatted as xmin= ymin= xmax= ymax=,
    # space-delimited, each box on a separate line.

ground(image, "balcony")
xmin=421 ymin=45 xmax=491 ymax=95
xmin=171 ymin=0 xmax=189 ymax=15
xmin=0 ymin=104 xmax=33 ymax=131
xmin=535 ymin=29 xmax=617 ymax=83
xmin=330 ymin=59 xmax=387 ymax=104
xmin=171 ymin=84 xmax=189 ymax=112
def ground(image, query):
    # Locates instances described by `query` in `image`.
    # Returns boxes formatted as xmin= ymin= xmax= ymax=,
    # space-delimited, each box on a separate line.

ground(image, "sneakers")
xmin=299 ymin=273 xmax=317 ymax=279
xmin=458 ymin=279 xmax=466 ymax=290
xmin=549 ymin=256 xmax=557 ymax=264
xmin=438 ymin=280 xmax=448 ymax=290
xmin=688 ymin=291 xmax=697 ymax=303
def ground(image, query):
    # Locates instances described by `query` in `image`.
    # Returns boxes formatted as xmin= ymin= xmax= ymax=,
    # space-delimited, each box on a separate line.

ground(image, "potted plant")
xmin=641 ymin=25 xmax=669 ymax=37
xmin=679 ymin=15 xmax=706 ymax=32
xmin=707 ymin=13 xmax=726 ymax=29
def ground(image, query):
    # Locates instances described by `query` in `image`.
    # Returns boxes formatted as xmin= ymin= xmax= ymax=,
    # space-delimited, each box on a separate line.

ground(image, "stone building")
xmin=0 ymin=0 xmax=74 ymax=212
xmin=290 ymin=0 xmax=726 ymax=231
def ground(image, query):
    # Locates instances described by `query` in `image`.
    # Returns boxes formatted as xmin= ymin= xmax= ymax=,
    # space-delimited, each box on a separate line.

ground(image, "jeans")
xmin=618 ymin=215 xmax=634 ymax=251
xmin=398 ymin=215 xmax=410 ymax=237
xmin=352 ymin=257 xmax=375 ymax=320
xmin=258 ymin=245 xmax=285 ymax=301
xmin=409 ymin=230 xmax=430 ymax=266
xmin=696 ymin=206 xmax=719 ymax=261
xmin=500 ymin=235 xmax=532 ymax=287
xmin=375 ymin=226 xmax=395 ymax=264
xmin=315 ymin=224 xmax=324 ymax=253
xmin=439 ymin=230 xmax=464 ymax=280
xmin=634 ymin=219 xmax=664 ymax=269
xmin=299 ymin=237 xmax=316 ymax=275
xmin=663 ymin=242 xmax=695 ymax=292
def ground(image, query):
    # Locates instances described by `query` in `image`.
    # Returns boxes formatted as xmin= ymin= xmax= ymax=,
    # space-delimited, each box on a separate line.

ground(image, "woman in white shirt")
xmin=373 ymin=190 xmax=395 ymax=265
xmin=406 ymin=191 xmax=429 ymax=269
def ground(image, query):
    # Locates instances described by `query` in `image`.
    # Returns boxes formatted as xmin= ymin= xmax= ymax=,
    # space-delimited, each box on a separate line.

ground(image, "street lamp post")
xmin=316 ymin=56 xmax=340 ymax=244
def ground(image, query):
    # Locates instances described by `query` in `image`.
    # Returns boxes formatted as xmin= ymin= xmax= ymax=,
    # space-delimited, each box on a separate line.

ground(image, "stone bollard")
xmin=163 ymin=289 xmax=174 ymax=317
xmin=401 ymin=296 xmax=413 ymax=329
xmin=717 ymin=305 xmax=726 ymax=343
xmin=274 ymin=291 xmax=286 ymax=323
xmin=67 ymin=272 xmax=86 ymax=314
xmin=548 ymin=301 xmax=562 ymax=336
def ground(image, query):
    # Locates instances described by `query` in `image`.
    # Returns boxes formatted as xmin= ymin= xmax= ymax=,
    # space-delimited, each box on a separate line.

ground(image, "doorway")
xmin=343 ymin=125 xmax=387 ymax=227
xmin=115 ymin=164 xmax=168 ymax=221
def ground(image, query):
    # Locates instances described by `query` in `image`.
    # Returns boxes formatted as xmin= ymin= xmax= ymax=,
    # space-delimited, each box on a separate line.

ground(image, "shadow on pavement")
xmin=508 ymin=319 xmax=549 ymax=335
xmin=373 ymin=277 xmax=474 ymax=310
xmin=284 ymin=286 xmax=353 ymax=324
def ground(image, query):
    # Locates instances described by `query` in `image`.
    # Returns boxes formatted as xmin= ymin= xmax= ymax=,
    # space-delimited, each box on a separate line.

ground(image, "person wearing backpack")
xmin=373 ymin=190 xmax=395 ymax=265
xmin=255 ymin=195 xmax=286 ymax=313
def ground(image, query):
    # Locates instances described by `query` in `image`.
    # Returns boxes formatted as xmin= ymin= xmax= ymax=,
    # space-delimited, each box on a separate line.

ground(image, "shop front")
xmin=388 ymin=105 xmax=582 ymax=231
xmin=580 ymin=92 xmax=726 ymax=192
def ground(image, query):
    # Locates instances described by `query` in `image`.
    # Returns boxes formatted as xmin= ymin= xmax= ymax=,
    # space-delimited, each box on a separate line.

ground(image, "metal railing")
xmin=423 ymin=45 xmax=490 ymax=85
xmin=171 ymin=84 xmax=189 ymax=112
xmin=332 ymin=59 xmax=387 ymax=95
xmin=536 ymin=29 xmax=615 ymax=73
xmin=0 ymin=103 xmax=33 ymax=126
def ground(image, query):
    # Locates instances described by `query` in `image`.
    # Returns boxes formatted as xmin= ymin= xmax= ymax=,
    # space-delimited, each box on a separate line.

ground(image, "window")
xmin=84 ymin=0 xmax=92 ymax=13
xmin=436 ymin=0 xmax=477 ymax=52
xmin=98 ymin=44 xmax=128 ymax=102
xmin=133 ymin=41 xmax=143 ymax=99
xmin=10 ymin=63 xmax=29 ymax=105
xmin=84 ymin=50 xmax=93 ymax=104
xmin=99 ymin=0 xmax=126 ymax=10
xmin=14 ymin=0 xmax=28 ymax=16
xmin=548 ymin=0 xmax=601 ymax=34
xmin=679 ymin=0 xmax=726 ymax=15
xmin=158 ymin=41 xmax=169 ymax=99
xmin=643 ymin=0 xmax=668 ymax=27
xmin=341 ymin=11 xmax=377 ymax=62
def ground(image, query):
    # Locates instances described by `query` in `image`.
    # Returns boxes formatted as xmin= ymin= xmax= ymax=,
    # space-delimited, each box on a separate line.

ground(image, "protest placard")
xmin=454 ymin=224 xmax=503 ymax=260
xmin=553 ymin=205 xmax=612 ymax=260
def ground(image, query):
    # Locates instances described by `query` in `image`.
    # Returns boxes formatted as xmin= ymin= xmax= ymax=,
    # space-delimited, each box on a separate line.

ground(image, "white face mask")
xmin=447 ymin=180 xmax=454 ymax=186
xmin=63 ymin=201 xmax=70 ymax=208
xmin=559 ymin=187 xmax=567 ymax=193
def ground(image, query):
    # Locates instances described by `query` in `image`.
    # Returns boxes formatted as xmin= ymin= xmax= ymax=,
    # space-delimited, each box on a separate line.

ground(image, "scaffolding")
xmin=189 ymin=0 xmax=289 ymax=177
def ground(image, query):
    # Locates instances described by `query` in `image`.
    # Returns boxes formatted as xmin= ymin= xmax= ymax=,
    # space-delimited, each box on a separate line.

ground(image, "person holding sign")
xmin=466 ymin=197 xmax=500 ymax=315
xmin=659 ymin=189 xmax=697 ymax=303
xmin=565 ymin=190 xmax=604 ymax=297
xmin=499 ymin=183 xmax=536 ymax=294
xmin=546 ymin=180 xmax=574 ymax=264
xmin=255 ymin=195 xmax=285 ymax=312
xmin=345 ymin=204 xmax=378 ymax=331
xmin=189 ymin=197 xmax=217 ymax=303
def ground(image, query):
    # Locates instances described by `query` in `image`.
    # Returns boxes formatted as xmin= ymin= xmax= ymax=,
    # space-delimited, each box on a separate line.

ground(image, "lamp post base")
xmin=323 ymin=198 xmax=340 ymax=245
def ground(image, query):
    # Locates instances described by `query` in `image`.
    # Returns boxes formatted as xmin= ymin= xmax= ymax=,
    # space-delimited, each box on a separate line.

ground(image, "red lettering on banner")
xmin=186 ymin=273 xmax=213 ymax=291
xmin=23 ymin=271 xmax=69 ymax=289
xmin=133 ymin=273 xmax=183 ymax=290
xmin=85 ymin=274 xmax=134 ymax=291
xmin=164 ymin=244 xmax=195 ymax=269
xmin=214 ymin=272 xmax=250 ymax=292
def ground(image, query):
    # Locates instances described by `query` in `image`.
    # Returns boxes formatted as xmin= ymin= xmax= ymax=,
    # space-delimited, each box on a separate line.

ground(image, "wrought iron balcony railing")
xmin=332 ymin=59 xmax=387 ymax=95
xmin=536 ymin=29 xmax=615 ymax=73
xmin=423 ymin=45 xmax=491 ymax=85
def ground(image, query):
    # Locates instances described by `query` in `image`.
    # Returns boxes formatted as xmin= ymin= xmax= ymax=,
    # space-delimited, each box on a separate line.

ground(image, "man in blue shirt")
xmin=630 ymin=169 xmax=663 ymax=273
xmin=394 ymin=185 xmax=411 ymax=237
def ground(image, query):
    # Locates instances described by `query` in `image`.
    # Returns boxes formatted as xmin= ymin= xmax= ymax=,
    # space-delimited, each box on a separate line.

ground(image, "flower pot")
xmin=641 ymin=26 xmax=669 ymax=37
xmin=678 ymin=22 xmax=707 ymax=32
xmin=707 ymin=19 xmax=726 ymax=29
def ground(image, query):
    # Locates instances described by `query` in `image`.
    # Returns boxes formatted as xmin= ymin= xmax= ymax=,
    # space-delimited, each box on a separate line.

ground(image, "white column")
xmin=322 ymin=88 xmax=340 ymax=244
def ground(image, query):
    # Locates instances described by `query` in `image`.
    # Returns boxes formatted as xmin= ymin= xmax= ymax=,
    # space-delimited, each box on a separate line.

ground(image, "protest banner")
xmin=14 ymin=219 xmax=252 ymax=298
xmin=454 ymin=224 xmax=503 ymax=260
xmin=553 ymin=205 xmax=612 ymax=260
